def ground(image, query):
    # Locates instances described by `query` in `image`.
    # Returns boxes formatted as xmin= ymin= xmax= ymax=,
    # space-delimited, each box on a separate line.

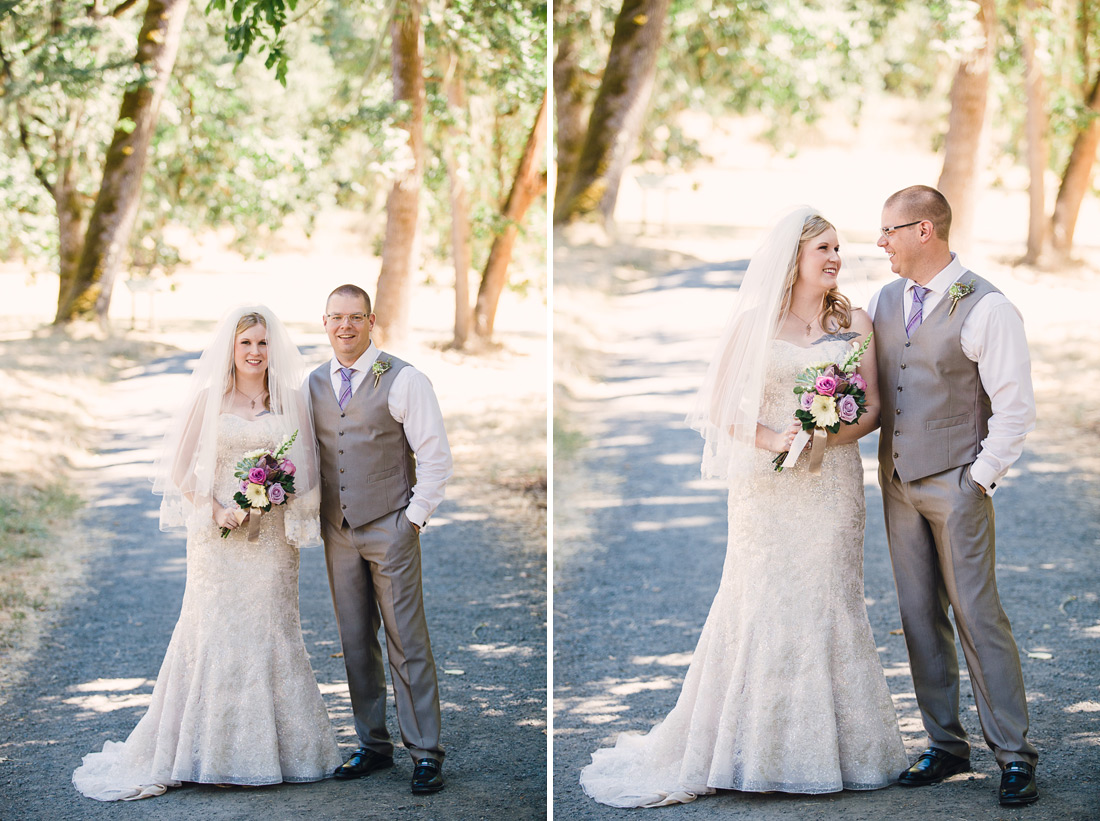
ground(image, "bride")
xmin=73 ymin=306 xmax=340 ymax=801
xmin=580 ymin=207 xmax=908 ymax=807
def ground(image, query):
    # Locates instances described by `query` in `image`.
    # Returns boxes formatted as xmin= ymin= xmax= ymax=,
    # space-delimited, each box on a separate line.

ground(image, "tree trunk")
xmin=55 ymin=0 xmax=191 ymax=325
xmin=553 ymin=0 xmax=671 ymax=226
xmin=552 ymin=1 xmax=589 ymax=208
xmin=1021 ymin=0 xmax=1048 ymax=264
xmin=442 ymin=51 xmax=473 ymax=348
xmin=54 ymin=159 xmax=86 ymax=301
xmin=373 ymin=0 xmax=425 ymax=349
xmin=1050 ymin=70 xmax=1100 ymax=256
xmin=473 ymin=91 xmax=547 ymax=341
xmin=936 ymin=0 xmax=995 ymax=252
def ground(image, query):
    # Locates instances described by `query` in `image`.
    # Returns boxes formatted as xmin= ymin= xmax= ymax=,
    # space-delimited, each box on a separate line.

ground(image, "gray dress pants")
xmin=323 ymin=508 xmax=443 ymax=762
xmin=880 ymin=463 xmax=1037 ymax=767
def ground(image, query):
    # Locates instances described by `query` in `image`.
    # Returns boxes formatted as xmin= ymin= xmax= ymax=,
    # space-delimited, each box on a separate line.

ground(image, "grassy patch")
xmin=0 ymin=481 xmax=81 ymax=561
xmin=0 ymin=479 xmax=81 ymax=649
xmin=553 ymin=413 xmax=586 ymax=463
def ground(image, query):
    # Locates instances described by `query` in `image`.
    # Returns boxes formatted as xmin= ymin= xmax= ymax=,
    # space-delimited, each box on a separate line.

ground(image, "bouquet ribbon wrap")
xmin=247 ymin=510 xmax=261 ymax=541
xmin=780 ymin=428 xmax=827 ymax=474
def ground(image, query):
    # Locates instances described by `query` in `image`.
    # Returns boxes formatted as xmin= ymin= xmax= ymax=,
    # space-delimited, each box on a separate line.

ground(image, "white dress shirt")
xmin=328 ymin=343 xmax=453 ymax=528
xmin=868 ymin=255 xmax=1036 ymax=494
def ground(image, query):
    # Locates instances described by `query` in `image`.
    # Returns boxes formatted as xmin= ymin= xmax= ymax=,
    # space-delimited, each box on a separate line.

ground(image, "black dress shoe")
xmin=898 ymin=747 xmax=971 ymax=786
xmin=999 ymin=761 xmax=1039 ymax=806
xmin=410 ymin=758 xmax=444 ymax=794
xmin=333 ymin=747 xmax=394 ymax=780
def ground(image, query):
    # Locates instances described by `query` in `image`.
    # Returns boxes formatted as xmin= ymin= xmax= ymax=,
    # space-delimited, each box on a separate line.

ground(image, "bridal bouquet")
xmin=220 ymin=429 xmax=299 ymax=538
xmin=772 ymin=334 xmax=873 ymax=473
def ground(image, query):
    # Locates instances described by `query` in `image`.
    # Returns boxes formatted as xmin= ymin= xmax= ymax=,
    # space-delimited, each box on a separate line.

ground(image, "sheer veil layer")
xmin=686 ymin=205 xmax=819 ymax=481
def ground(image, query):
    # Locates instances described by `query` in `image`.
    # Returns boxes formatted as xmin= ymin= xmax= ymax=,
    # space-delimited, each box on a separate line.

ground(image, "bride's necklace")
xmin=787 ymin=306 xmax=821 ymax=336
xmin=235 ymin=386 xmax=267 ymax=409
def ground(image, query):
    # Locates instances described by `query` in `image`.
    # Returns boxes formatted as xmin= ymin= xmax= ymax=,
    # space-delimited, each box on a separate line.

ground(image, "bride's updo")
xmin=779 ymin=214 xmax=853 ymax=332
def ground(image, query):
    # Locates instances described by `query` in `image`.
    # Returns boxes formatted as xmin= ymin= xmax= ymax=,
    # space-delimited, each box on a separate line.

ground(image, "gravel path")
xmin=553 ymin=240 xmax=1100 ymax=820
xmin=0 ymin=340 xmax=546 ymax=821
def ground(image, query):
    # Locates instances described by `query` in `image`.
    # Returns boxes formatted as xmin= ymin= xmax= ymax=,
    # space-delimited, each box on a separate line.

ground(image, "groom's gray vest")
xmin=309 ymin=355 xmax=416 ymax=530
xmin=874 ymin=274 xmax=999 ymax=483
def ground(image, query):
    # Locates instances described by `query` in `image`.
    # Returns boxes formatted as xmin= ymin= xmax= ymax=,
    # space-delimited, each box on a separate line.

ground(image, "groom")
xmin=870 ymin=186 xmax=1039 ymax=807
xmin=309 ymin=283 xmax=453 ymax=794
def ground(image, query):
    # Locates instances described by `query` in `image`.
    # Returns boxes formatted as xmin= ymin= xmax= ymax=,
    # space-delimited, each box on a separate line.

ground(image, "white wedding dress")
xmin=73 ymin=414 xmax=341 ymax=801
xmin=580 ymin=338 xmax=908 ymax=807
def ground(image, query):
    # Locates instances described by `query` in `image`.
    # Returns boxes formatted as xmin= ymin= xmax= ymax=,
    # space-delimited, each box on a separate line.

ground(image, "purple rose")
xmin=268 ymin=483 xmax=286 ymax=505
xmin=240 ymin=479 xmax=249 ymax=494
xmin=248 ymin=466 xmax=267 ymax=484
xmin=815 ymin=375 xmax=838 ymax=396
xmin=281 ymin=458 xmax=296 ymax=476
xmin=838 ymin=394 xmax=859 ymax=423
xmin=800 ymin=391 xmax=816 ymax=411
xmin=850 ymin=373 xmax=867 ymax=392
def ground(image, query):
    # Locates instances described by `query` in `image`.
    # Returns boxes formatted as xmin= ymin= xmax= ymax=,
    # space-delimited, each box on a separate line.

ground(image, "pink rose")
xmin=268 ymin=483 xmax=286 ymax=505
xmin=850 ymin=373 xmax=867 ymax=392
xmin=814 ymin=375 xmax=838 ymax=396
xmin=248 ymin=467 xmax=267 ymax=484
xmin=281 ymin=458 xmax=296 ymax=476
xmin=838 ymin=394 xmax=859 ymax=423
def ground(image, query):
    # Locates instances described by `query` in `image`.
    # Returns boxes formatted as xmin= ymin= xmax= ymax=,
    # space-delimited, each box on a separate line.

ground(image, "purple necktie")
xmin=905 ymin=286 xmax=929 ymax=338
xmin=338 ymin=367 xmax=355 ymax=409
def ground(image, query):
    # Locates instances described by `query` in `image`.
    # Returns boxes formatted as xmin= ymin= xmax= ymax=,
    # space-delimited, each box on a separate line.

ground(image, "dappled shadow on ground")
xmin=0 ymin=337 xmax=548 ymax=820
xmin=554 ymin=240 xmax=1100 ymax=819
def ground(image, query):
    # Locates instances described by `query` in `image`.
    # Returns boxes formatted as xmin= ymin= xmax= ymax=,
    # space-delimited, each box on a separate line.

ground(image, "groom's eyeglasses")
xmin=327 ymin=313 xmax=369 ymax=324
xmin=880 ymin=220 xmax=924 ymax=239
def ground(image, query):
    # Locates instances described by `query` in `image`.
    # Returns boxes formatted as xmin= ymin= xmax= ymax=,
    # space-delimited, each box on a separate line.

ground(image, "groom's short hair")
xmin=885 ymin=185 xmax=952 ymax=242
xmin=327 ymin=284 xmax=372 ymax=314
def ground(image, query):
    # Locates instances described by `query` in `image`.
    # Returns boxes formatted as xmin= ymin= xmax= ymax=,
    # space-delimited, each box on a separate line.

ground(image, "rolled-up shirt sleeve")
xmin=388 ymin=367 xmax=453 ymax=528
xmin=962 ymin=295 xmax=1036 ymax=493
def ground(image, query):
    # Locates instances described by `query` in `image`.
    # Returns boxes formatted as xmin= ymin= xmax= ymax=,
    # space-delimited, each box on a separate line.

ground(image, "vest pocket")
xmin=367 ymin=465 xmax=401 ymax=483
xmin=925 ymin=412 xmax=971 ymax=431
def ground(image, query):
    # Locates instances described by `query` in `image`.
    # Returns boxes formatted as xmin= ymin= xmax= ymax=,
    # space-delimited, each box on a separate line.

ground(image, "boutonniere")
xmin=948 ymin=279 xmax=976 ymax=316
xmin=371 ymin=358 xmax=392 ymax=388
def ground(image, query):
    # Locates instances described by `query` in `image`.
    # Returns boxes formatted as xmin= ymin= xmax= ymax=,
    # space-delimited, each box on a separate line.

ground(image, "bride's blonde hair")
xmin=227 ymin=311 xmax=272 ymax=411
xmin=778 ymin=214 xmax=852 ymax=332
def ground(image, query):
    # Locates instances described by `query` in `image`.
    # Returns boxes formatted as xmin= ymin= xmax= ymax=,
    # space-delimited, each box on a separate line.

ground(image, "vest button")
xmin=905 ymin=342 xmax=911 ymax=347
xmin=339 ymin=431 xmax=344 ymax=436
xmin=341 ymin=486 xmax=346 ymax=491
xmin=895 ymin=409 xmax=901 ymax=415
xmin=340 ymin=412 xmax=346 ymax=418
xmin=900 ymin=363 xmax=907 ymax=369
xmin=338 ymin=449 xmax=344 ymax=455
xmin=893 ymin=452 xmax=899 ymax=458
xmin=897 ymin=386 xmax=903 ymax=392
xmin=341 ymin=503 xmax=347 ymax=509
xmin=894 ymin=430 xmax=900 ymax=436
xmin=340 ymin=468 xmax=345 ymax=473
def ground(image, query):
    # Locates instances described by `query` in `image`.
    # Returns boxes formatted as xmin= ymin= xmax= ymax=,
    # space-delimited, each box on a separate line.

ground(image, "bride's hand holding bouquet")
xmin=773 ymin=333 xmax=873 ymax=473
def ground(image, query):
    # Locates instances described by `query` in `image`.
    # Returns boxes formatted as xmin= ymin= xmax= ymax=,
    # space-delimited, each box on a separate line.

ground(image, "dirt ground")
xmin=552 ymin=231 xmax=1100 ymax=820
xmin=0 ymin=236 xmax=548 ymax=819
xmin=553 ymin=102 xmax=1100 ymax=820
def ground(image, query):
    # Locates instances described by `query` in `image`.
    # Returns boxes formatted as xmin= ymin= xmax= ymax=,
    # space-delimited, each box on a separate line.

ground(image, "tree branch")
xmin=109 ymin=0 xmax=141 ymax=17
xmin=0 ymin=38 xmax=53 ymax=195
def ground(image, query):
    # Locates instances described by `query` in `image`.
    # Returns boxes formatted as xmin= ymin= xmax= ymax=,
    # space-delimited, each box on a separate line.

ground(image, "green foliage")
xmin=206 ymin=0 xmax=298 ymax=85
xmin=0 ymin=1 xmax=142 ymax=265
xmin=1 ymin=0 xmax=546 ymax=297
xmin=992 ymin=0 xmax=1100 ymax=182
xmin=419 ymin=0 xmax=547 ymax=278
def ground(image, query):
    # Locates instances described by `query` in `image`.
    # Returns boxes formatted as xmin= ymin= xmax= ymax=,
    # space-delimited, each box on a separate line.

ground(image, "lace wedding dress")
xmin=580 ymin=338 xmax=908 ymax=807
xmin=73 ymin=414 xmax=341 ymax=801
